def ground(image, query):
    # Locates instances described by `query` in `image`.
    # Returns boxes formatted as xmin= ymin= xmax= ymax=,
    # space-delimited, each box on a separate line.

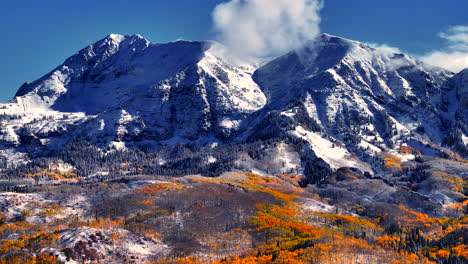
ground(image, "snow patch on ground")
xmin=291 ymin=126 xmax=372 ymax=173
xmin=0 ymin=192 xmax=90 ymax=223
xmin=301 ymin=198 xmax=336 ymax=213
xmin=54 ymin=227 xmax=170 ymax=263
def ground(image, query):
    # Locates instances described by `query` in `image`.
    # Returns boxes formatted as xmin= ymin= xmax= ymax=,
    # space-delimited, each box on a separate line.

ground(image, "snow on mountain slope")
xmin=290 ymin=126 xmax=372 ymax=172
xmin=0 ymin=33 xmax=466 ymax=174
xmin=14 ymin=35 xmax=265 ymax=117
xmin=251 ymin=34 xmax=465 ymax=172
xmin=0 ymin=34 xmax=266 ymax=158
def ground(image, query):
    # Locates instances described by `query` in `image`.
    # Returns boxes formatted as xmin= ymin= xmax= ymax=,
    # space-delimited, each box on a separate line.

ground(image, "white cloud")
xmin=421 ymin=25 xmax=468 ymax=73
xmin=365 ymin=42 xmax=412 ymax=71
xmin=421 ymin=51 xmax=468 ymax=73
xmin=212 ymin=0 xmax=323 ymax=59
xmin=438 ymin=25 xmax=468 ymax=51
xmin=367 ymin=43 xmax=402 ymax=54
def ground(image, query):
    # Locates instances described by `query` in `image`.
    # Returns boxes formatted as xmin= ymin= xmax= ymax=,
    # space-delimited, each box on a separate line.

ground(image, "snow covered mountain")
xmin=249 ymin=34 xmax=466 ymax=171
xmin=0 ymin=34 xmax=266 ymax=156
xmin=0 ymin=33 xmax=466 ymax=175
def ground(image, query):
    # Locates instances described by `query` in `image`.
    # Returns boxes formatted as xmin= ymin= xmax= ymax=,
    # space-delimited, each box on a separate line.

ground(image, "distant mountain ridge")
xmin=0 ymin=33 xmax=466 ymax=176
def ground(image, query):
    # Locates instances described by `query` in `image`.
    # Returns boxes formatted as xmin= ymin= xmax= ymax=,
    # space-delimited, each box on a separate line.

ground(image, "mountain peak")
xmin=91 ymin=33 xmax=150 ymax=55
xmin=310 ymin=33 xmax=411 ymax=61
xmin=317 ymin=33 xmax=357 ymax=44
xmin=106 ymin=33 xmax=126 ymax=43
xmin=104 ymin=33 xmax=148 ymax=43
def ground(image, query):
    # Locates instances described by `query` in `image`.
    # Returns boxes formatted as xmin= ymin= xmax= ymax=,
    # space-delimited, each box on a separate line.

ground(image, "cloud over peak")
xmin=212 ymin=0 xmax=323 ymax=59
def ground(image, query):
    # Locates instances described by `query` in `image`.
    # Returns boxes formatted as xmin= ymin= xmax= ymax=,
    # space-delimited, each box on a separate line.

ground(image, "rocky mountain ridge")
xmin=0 ymin=33 xmax=466 ymax=177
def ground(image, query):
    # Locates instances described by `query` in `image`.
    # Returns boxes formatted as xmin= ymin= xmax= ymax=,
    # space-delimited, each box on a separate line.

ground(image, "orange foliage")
xmin=399 ymin=145 xmax=421 ymax=155
xmin=314 ymin=212 xmax=377 ymax=229
xmin=391 ymin=252 xmax=434 ymax=264
xmin=110 ymin=232 xmax=121 ymax=241
xmin=149 ymin=256 xmax=203 ymax=264
xmin=138 ymin=199 xmax=154 ymax=205
xmin=0 ymin=232 xmax=60 ymax=264
xmin=381 ymin=152 xmax=402 ymax=171
xmin=0 ymin=252 xmax=60 ymax=264
xmin=34 ymin=253 xmax=60 ymax=264
xmin=137 ymin=182 xmax=184 ymax=194
xmin=83 ymin=218 xmax=124 ymax=229
xmin=212 ymin=255 xmax=273 ymax=264
xmin=245 ymin=173 xmax=271 ymax=185
xmin=277 ymin=174 xmax=302 ymax=185
xmin=448 ymin=200 xmax=468 ymax=210
xmin=397 ymin=205 xmax=442 ymax=228
xmin=194 ymin=175 xmax=300 ymax=203
xmin=126 ymin=210 xmax=170 ymax=226
xmin=448 ymin=151 xmax=468 ymax=163
xmin=452 ymin=244 xmax=468 ymax=258
xmin=250 ymin=204 xmax=323 ymax=245
xmin=377 ymin=235 xmax=401 ymax=249
xmin=435 ymin=249 xmax=450 ymax=258
xmin=0 ymin=221 xmax=33 ymax=233
xmin=214 ymin=237 xmax=435 ymax=264
xmin=432 ymin=171 xmax=464 ymax=192
xmin=26 ymin=168 xmax=77 ymax=181
xmin=302 ymin=238 xmax=436 ymax=264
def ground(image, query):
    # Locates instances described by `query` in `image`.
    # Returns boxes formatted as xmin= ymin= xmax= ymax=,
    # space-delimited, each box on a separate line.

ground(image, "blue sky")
xmin=0 ymin=0 xmax=467 ymax=102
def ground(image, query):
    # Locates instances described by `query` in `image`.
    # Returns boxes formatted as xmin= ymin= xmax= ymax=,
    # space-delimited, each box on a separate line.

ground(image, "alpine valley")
xmin=0 ymin=34 xmax=467 ymax=264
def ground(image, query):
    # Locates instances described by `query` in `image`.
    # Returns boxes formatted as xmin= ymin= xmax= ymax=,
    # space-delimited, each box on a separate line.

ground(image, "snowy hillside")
xmin=0 ymin=33 xmax=466 ymax=176
xmin=0 ymin=34 xmax=266 ymax=157
xmin=250 ymin=34 xmax=466 ymax=174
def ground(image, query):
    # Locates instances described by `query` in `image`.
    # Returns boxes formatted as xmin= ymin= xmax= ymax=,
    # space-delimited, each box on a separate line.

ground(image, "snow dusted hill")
xmin=0 ymin=33 xmax=466 ymax=175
